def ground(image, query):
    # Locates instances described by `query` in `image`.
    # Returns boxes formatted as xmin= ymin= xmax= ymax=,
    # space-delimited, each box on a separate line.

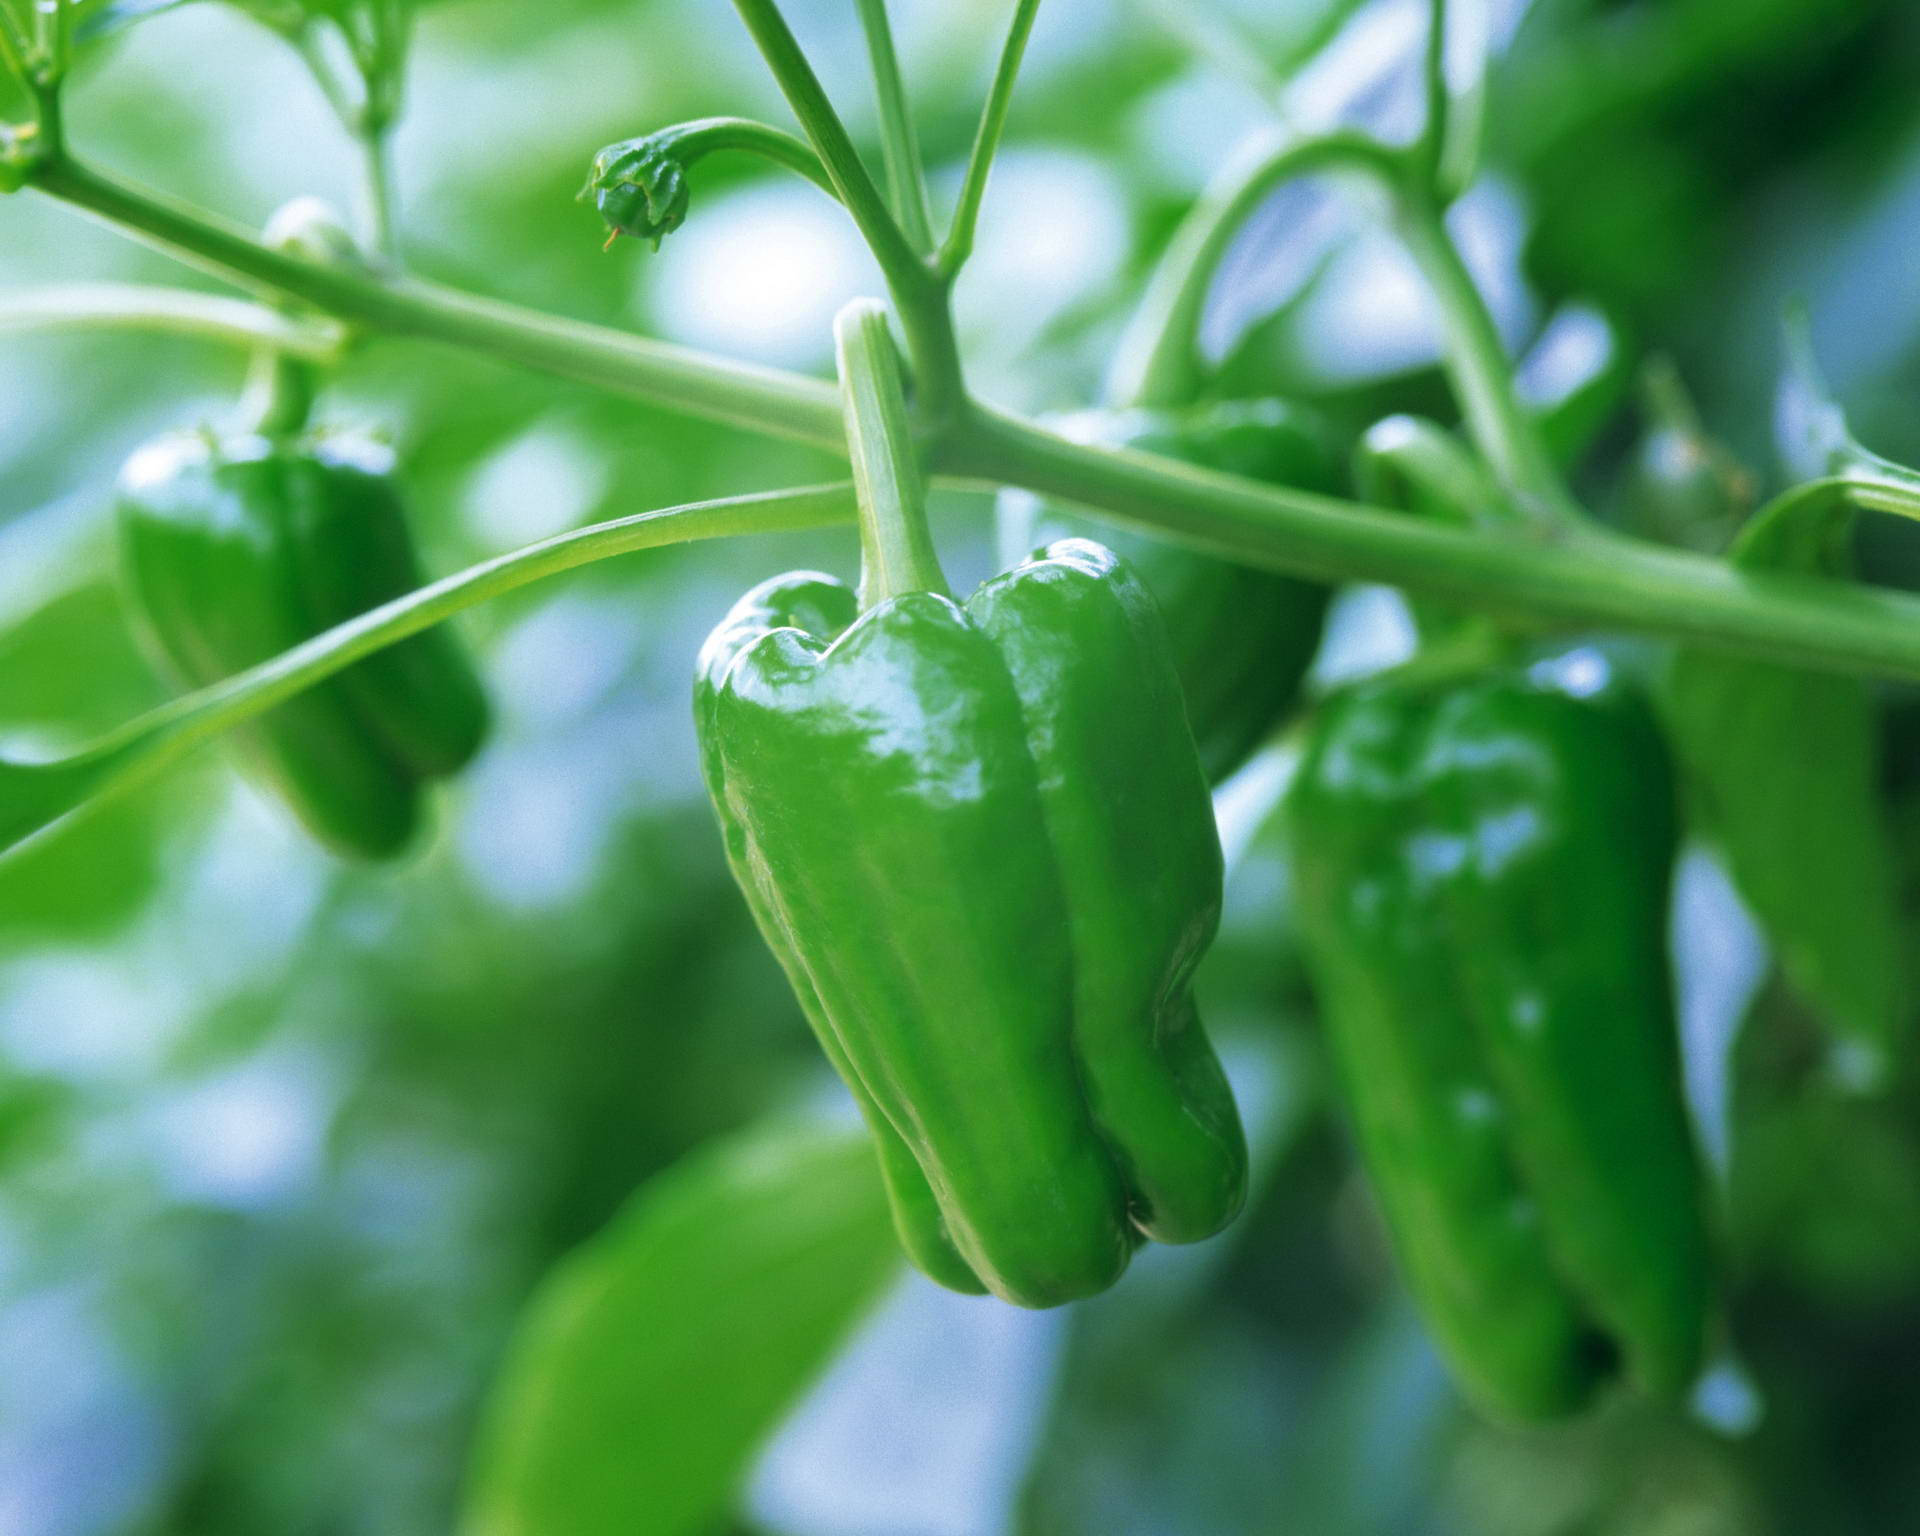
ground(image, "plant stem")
xmin=854 ymin=0 xmax=935 ymax=253
xmin=1108 ymin=127 xmax=1404 ymax=408
xmin=0 ymin=5 xmax=29 ymax=80
xmin=938 ymin=0 xmax=1041 ymax=280
xmin=31 ymin=153 xmax=846 ymax=447
xmin=29 ymin=148 xmax=1920 ymax=687
xmin=1418 ymin=0 xmax=1448 ymax=186
xmin=838 ymin=299 xmax=946 ymax=604
xmin=0 ymin=281 xmax=344 ymax=357
xmin=357 ymin=118 xmax=397 ymax=262
xmin=945 ymin=405 xmax=1920 ymax=683
xmin=728 ymin=0 xmax=965 ymax=422
xmin=0 ymin=483 xmax=854 ymax=857
xmin=1390 ymin=186 xmax=1578 ymax=527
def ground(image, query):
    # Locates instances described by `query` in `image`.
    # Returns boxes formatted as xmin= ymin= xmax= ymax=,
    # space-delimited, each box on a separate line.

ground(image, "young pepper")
xmin=999 ymin=400 xmax=1341 ymax=783
xmin=117 ymin=426 xmax=490 ymax=859
xmin=1287 ymin=656 xmax=1714 ymax=1419
xmin=695 ymin=539 xmax=1246 ymax=1307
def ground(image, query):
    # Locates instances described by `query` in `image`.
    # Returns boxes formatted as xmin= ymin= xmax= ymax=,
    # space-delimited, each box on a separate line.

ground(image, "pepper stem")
xmin=836 ymin=298 xmax=948 ymax=606
xmin=240 ymin=345 xmax=318 ymax=439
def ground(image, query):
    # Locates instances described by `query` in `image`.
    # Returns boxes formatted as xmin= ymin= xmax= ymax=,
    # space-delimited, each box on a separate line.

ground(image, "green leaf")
xmin=459 ymin=1116 xmax=902 ymax=1536
xmin=1665 ymin=333 xmax=1916 ymax=1092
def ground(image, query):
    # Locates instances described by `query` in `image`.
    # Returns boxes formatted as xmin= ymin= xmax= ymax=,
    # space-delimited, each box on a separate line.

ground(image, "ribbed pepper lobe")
xmin=695 ymin=541 xmax=1246 ymax=1308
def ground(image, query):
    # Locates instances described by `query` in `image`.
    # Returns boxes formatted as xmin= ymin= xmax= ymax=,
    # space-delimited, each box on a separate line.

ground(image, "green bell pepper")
xmin=1287 ymin=656 xmax=1713 ymax=1419
xmin=117 ymin=425 xmax=490 ymax=860
xmin=694 ymin=538 xmax=1246 ymax=1308
xmin=999 ymin=400 xmax=1341 ymax=783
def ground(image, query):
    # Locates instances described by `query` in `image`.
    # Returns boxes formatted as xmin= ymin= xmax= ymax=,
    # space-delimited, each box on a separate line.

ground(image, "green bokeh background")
xmin=4 ymin=0 xmax=1920 ymax=1531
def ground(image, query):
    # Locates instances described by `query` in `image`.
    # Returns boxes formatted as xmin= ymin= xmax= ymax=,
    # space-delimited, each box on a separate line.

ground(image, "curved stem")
xmin=1108 ymin=127 xmax=1405 ymax=408
xmin=0 ymin=281 xmax=345 ymax=358
xmin=650 ymin=116 xmax=838 ymax=198
xmin=0 ymin=483 xmax=855 ymax=857
xmin=1353 ymin=413 xmax=1514 ymax=529
xmin=938 ymin=0 xmax=1042 ymax=280
xmin=944 ymin=406 xmax=1920 ymax=683
xmin=1390 ymin=187 xmax=1578 ymax=527
xmin=854 ymin=0 xmax=935 ymax=253
xmin=31 ymin=153 xmax=847 ymax=448
xmin=838 ymin=299 xmax=946 ymax=604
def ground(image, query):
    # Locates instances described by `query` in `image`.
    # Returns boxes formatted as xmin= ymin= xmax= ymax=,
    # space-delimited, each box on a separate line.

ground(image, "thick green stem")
xmin=240 ymin=347 xmax=318 ymax=437
xmin=945 ymin=406 xmax=1920 ymax=682
xmin=838 ymin=299 xmax=947 ymax=604
xmin=357 ymin=118 xmax=397 ymax=262
xmin=854 ymin=0 xmax=935 ymax=253
xmin=31 ymin=154 xmax=846 ymax=448
xmin=938 ymin=0 xmax=1042 ymax=280
xmin=28 ymin=147 xmax=1920 ymax=688
xmin=0 ymin=282 xmax=344 ymax=358
xmin=1108 ymin=128 xmax=1404 ymax=408
xmin=0 ymin=483 xmax=855 ymax=857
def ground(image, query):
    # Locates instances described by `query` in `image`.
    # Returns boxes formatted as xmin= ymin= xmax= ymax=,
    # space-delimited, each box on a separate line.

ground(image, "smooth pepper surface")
xmin=118 ymin=426 xmax=490 ymax=859
xmin=695 ymin=539 xmax=1247 ymax=1308
xmin=1287 ymin=656 xmax=1713 ymax=1419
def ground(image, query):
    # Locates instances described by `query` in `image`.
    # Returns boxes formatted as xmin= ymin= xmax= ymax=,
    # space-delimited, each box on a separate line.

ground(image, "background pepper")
xmin=694 ymin=539 xmax=1246 ymax=1308
xmin=117 ymin=425 xmax=490 ymax=860
xmin=1286 ymin=656 xmax=1714 ymax=1420
xmin=998 ymin=400 xmax=1341 ymax=782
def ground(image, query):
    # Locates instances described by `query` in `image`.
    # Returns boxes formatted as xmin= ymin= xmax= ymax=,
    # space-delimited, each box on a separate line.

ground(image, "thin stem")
xmin=837 ymin=298 xmax=947 ymax=604
xmin=357 ymin=119 xmax=397 ymax=261
xmin=1390 ymin=187 xmax=1578 ymax=527
xmin=1418 ymin=0 xmax=1448 ymax=185
xmin=728 ymin=0 xmax=965 ymax=421
xmin=727 ymin=0 xmax=922 ymax=286
xmin=938 ymin=0 xmax=1041 ymax=280
xmin=0 ymin=282 xmax=344 ymax=358
xmin=1108 ymin=127 xmax=1404 ymax=408
xmin=30 ymin=153 xmax=846 ymax=447
xmin=943 ymin=405 xmax=1920 ymax=683
xmin=854 ymin=0 xmax=935 ymax=253
xmin=0 ymin=5 xmax=30 ymax=80
xmin=1 ymin=483 xmax=855 ymax=857
xmin=1134 ymin=0 xmax=1287 ymax=109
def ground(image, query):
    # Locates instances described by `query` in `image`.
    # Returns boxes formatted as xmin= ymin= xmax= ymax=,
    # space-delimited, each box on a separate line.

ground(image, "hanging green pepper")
xmin=695 ymin=539 xmax=1246 ymax=1307
xmin=999 ymin=400 xmax=1341 ymax=782
xmin=1287 ymin=656 xmax=1713 ymax=1419
xmin=117 ymin=425 xmax=490 ymax=860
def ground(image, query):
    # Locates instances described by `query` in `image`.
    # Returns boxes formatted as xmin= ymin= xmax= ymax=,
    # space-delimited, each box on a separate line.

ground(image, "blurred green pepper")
xmin=999 ymin=400 xmax=1341 ymax=782
xmin=117 ymin=425 xmax=490 ymax=859
xmin=1288 ymin=656 xmax=1714 ymax=1419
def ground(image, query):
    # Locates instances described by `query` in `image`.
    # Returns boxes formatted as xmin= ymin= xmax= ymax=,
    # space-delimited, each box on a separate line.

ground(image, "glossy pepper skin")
xmin=118 ymin=426 xmax=490 ymax=860
xmin=1287 ymin=657 xmax=1712 ymax=1420
xmin=999 ymin=400 xmax=1340 ymax=783
xmin=695 ymin=539 xmax=1247 ymax=1308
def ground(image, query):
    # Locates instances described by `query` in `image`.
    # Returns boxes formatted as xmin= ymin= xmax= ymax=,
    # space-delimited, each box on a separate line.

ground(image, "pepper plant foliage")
xmin=5 ymin=0 xmax=1920 ymax=1530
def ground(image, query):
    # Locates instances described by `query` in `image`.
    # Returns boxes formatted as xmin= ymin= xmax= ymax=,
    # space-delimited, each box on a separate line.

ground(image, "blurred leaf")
xmin=1665 ymin=346 xmax=1910 ymax=1089
xmin=459 ymin=1116 xmax=900 ymax=1536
